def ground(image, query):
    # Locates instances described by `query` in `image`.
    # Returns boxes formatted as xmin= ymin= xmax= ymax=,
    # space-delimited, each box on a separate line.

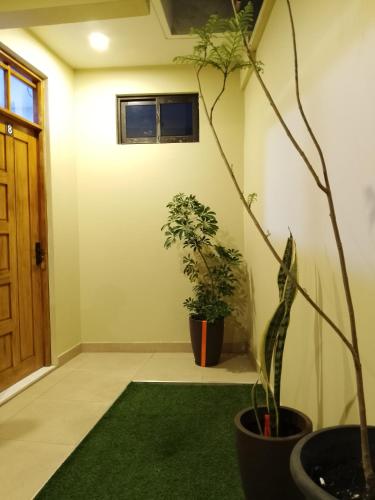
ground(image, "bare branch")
xmin=230 ymin=1 xmax=327 ymax=193
xmin=210 ymin=73 xmax=228 ymax=122
xmin=196 ymin=68 xmax=355 ymax=357
xmin=286 ymin=0 xmax=374 ymax=490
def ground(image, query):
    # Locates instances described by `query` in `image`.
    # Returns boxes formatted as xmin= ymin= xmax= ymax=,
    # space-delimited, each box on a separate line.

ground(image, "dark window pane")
xmin=117 ymin=94 xmax=198 ymax=144
xmin=160 ymin=102 xmax=193 ymax=136
xmin=0 ymin=68 xmax=5 ymax=108
xmin=10 ymin=75 xmax=35 ymax=122
xmin=125 ymin=104 xmax=156 ymax=138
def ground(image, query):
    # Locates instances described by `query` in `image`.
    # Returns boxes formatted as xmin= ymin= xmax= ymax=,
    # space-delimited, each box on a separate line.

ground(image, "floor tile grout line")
xmin=131 ymin=352 xmax=158 ymax=379
xmin=0 ymin=397 xmax=39 ymax=425
xmin=0 ymin=436 xmax=76 ymax=448
xmin=0 ymin=354 xmax=151 ymax=423
xmin=0 ymin=435 xmax=82 ymax=446
xmin=32 ymin=396 xmax=125 ymax=404
xmin=63 ymin=353 xmax=154 ymax=374
xmin=0 ymin=368 xmax=86 ymax=424
xmin=35 ymin=382 xmax=130 ymax=404
xmin=0 ymin=399 xmax=112 ymax=442
xmin=0 ymin=367 xmax=57 ymax=406
xmin=0 ymin=409 xmax=111 ymax=447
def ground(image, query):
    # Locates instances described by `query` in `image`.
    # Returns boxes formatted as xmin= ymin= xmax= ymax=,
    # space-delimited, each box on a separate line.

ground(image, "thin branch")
xmin=210 ymin=72 xmax=228 ymax=122
xmin=285 ymin=0 xmax=374 ymax=491
xmin=285 ymin=0 xmax=359 ymax=354
xmin=197 ymin=244 xmax=216 ymax=298
xmin=196 ymin=68 xmax=355 ymax=358
xmin=230 ymin=1 xmax=327 ymax=194
xmin=285 ymin=0 xmax=329 ymax=183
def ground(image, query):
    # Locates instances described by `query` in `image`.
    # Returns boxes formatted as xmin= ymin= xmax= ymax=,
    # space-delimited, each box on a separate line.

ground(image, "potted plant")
xmin=235 ymin=233 xmax=312 ymax=499
xmin=290 ymin=425 xmax=375 ymax=499
xmin=162 ymin=193 xmax=242 ymax=366
xmin=175 ymin=1 xmax=375 ymax=498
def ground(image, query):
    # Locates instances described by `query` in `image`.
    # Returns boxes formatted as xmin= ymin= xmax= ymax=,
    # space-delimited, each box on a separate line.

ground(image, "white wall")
xmin=243 ymin=0 xmax=375 ymax=427
xmin=74 ymin=65 xmax=247 ymax=347
xmin=0 ymin=29 xmax=81 ymax=359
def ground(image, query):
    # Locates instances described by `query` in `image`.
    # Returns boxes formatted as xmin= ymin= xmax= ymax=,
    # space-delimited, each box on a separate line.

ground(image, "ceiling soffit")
xmin=0 ymin=0 xmax=150 ymax=29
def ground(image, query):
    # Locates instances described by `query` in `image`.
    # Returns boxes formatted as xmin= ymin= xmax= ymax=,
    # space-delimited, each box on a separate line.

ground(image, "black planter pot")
xmin=290 ymin=425 xmax=375 ymax=499
xmin=189 ymin=316 xmax=224 ymax=367
xmin=235 ymin=406 xmax=313 ymax=500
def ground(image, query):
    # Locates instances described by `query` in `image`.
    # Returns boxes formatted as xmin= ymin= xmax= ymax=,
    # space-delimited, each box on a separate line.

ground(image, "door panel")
xmin=0 ymin=133 xmax=6 ymax=171
xmin=0 ymin=121 xmax=45 ymax=391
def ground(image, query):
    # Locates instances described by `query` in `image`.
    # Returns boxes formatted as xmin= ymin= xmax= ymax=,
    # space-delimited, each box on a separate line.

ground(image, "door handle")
xmin=35 ymin=242 xmax=45 ymax=266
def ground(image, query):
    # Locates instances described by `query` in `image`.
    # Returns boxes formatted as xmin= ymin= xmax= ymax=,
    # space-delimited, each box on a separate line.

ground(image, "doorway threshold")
xmin=0 ymin=366 xmax=56 ymax=406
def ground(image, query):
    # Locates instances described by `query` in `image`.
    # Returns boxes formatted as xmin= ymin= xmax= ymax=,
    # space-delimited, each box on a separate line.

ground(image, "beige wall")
xmin=0 ymin=29 xmax=246 ymax=360
xmin=0 ymin=29 xmax=81 ymax=360
xmin=243 ymin=0 xmax=375 ymax=427
xmin=74 ymin=65 xmax=246 ymax=346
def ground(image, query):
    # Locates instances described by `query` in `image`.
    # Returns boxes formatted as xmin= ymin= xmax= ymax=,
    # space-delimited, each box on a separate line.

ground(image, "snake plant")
xmin=252 ymin=234 xmax=298 ymax=436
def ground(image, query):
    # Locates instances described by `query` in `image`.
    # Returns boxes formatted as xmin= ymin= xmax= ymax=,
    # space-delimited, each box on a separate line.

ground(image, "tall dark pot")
xmin=290 ymin=425 xmax=375 ymax=499
xmin=235 ymin=406 xmax=313 ymax=500
xmin=189 ymin=316 xmax=224 ymax=367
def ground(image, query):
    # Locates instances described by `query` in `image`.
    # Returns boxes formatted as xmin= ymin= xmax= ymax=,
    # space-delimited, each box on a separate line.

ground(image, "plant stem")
xmin=231 ymin=3 xmax=327 ymax=194
xmin=210 ymin=73 xmax=228 ymax=122
xmin=284 ymin=0 xmax=374 ymax=492
xmin=196 ymin=243 xmax=216 ymax=301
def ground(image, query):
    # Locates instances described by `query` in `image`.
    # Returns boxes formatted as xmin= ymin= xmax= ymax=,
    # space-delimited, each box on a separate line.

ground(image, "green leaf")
xmin=174 ymin=4 xmax=259 ymax=76
xmin=277 ymin=234 xmax=294 ymax=300
xmin=258 ymin=234 xmax=298 ymax=429
xmin=273 ymin=312 xmax=292 ymax=407
xmin=261 ymin=300 xmax=287 ymax=381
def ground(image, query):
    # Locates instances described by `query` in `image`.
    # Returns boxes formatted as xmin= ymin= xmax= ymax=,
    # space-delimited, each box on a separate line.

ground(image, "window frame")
xmin=116 ymin=93 xmax=199 ymax=145
xmin=0 ymin=47 xmax=42 ymax=127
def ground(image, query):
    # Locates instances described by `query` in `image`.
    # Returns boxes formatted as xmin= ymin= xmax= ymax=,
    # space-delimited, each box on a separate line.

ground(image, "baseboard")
xmin=57 ymin=343 xmax=82 ymax=366
xmin=81 ymin=342 xmax=192 ymax=353
xmin=81 ymin=342 xmax=247 ymax=354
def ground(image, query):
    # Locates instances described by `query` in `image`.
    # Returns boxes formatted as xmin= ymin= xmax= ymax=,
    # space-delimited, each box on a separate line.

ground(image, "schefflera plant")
xmin=162 ymin=193 xmax=242 ymax=323
xmin=252 ymin=234 xmax=298 ymax=437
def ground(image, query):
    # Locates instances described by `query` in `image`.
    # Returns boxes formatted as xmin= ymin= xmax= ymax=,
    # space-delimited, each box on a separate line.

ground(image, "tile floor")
xmin=0 ymin=352 xmax=257 ymax=500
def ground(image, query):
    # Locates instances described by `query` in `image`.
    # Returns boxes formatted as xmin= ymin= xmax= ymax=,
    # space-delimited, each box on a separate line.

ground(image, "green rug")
xmin=36 ymin=382 xmax=255 ymax=500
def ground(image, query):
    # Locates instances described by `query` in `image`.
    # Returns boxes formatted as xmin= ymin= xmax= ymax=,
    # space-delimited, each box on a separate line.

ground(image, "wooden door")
xmin=0 ymin=120 xmax=47 ymax=391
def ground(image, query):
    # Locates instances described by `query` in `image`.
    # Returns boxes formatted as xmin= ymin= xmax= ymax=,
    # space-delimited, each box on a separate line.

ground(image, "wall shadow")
xmin=331 ymin=274 xmax=356 ymax=425
xmin=364 ymin=185 xmax=375 ymax=232
xmin=226 ymin=262 xmax=254 ymax=356
xmin=314 ymin=267 xmax=324 ymax=429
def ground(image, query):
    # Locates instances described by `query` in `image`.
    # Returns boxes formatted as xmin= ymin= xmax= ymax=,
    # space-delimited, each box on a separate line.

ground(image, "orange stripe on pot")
xmin=201 ymin=320 xmax=207 ymax=367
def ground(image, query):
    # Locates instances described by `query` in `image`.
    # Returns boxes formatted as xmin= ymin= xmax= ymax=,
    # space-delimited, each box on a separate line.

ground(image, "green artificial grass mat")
xmin=36 ymin=382 xmax=257 ymax=500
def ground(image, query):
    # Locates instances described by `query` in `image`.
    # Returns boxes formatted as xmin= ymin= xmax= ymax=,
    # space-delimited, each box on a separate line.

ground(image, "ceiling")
xmin=1 ymin=0 xmax=265 ymax=70
xmin=29 ymin=1 xmax=197 ymax=69
xmin=0 ymin=0 xmax=149 ymax=29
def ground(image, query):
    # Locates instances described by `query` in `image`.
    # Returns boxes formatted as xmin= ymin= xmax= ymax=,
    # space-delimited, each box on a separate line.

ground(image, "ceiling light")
xmin=89 ymin=32 xmax=110 ymax=52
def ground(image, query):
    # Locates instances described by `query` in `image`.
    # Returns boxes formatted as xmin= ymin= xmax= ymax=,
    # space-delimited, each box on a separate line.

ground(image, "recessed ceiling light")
xmin=89 ymin=32 xmax=110 ymax=52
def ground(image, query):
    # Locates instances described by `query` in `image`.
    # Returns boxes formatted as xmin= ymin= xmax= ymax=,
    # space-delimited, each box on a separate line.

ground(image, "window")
xmin=10 ymin=75 xmax=35 ymax=122
xmin=0 ymin=50 xmax=40 ymax=124
xmin=117 ymin=93 xmax=199 ymax=144
xmin=0 ymin=68 xmax=5 ymax=108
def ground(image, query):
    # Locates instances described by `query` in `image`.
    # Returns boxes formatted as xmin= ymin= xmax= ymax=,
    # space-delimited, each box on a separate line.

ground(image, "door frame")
xmin=0 ymin=43 xmax=51 ymax=366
